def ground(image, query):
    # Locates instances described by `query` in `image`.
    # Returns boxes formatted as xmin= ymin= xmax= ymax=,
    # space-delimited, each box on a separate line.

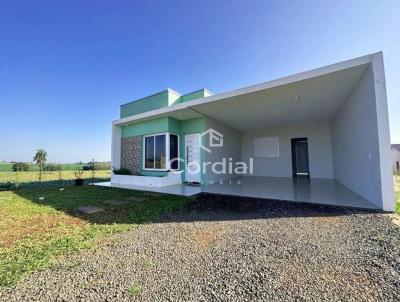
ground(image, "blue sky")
xmin=0 ymin=0 xmax=399 ymax=163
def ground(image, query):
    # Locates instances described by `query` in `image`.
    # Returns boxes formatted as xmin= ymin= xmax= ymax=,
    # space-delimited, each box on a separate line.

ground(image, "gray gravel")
xmin=1 ymin=196 xmax=399 ymax=301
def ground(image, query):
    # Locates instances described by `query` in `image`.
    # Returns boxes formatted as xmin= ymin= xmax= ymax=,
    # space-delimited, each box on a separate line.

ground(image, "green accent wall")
xmin=140 ymin=170 xmax=168 ymax=177
xmin=120 ymin=89 xmax=212 ymax=118
xmin=121 ymin=117 xmax=169 ymax=138
xmin=120 ymin=90 xmax=169 ymax=118
xmin=180 ymin=89 xmax=211 ymax=103
xmin=121 ymin=116 xmax=206 ymax=181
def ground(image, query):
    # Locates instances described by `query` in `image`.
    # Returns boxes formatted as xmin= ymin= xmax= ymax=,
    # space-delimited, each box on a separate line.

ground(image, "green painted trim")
xmin=120 ymin=116 xmax=207 ymax=183
xmin=140 ymin=170 xmax=168 ymax=177
xmin=120 ymin=89 xmax=212 ymax=117
xmin=121 ymin=117 xmax=170 ymax=138
xmin=179 ymin=89 xmax=212 ymax=103
xmin=120 ymin=90 xmax=169 ymax=118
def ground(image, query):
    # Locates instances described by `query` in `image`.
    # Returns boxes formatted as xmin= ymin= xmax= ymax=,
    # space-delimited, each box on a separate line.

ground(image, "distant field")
xmin=0 ymin=163 xmax=86 ymax=172
xmin=0 ymin=170 xmax=111 ymax=184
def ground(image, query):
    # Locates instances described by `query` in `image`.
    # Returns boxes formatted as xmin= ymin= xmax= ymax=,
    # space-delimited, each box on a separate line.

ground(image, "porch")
xmin=95 ymin=176 xmax=379 ymax=210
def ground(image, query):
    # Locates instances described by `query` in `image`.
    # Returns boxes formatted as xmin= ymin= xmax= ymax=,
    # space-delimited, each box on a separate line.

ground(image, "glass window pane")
xmin=145 ymin=136 xmax=154 ymax=169
xmin=155 ymin=135 xmax=166 ymax=169
xmin=170 ymin=134 xmax=179 ymax=170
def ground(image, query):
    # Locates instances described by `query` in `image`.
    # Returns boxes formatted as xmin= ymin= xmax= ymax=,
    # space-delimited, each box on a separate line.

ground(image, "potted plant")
xmin=74 ymin=169 xmax=84 ymax=186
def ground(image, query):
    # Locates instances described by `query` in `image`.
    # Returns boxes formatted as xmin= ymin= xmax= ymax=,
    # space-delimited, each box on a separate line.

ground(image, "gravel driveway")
xmin=1 ymin=195 xmax=399 ymax=301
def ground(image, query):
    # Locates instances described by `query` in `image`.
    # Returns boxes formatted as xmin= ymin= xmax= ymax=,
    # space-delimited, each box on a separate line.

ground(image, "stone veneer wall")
xmin=121 ymin=136 xmax=142 ymax=175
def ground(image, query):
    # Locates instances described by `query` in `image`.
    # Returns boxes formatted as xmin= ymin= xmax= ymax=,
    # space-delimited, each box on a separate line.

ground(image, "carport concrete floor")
xmin=202 ymin=176 xmax=379 ymax=210
xmin=96 ymin=176 xmax=379 ymax=210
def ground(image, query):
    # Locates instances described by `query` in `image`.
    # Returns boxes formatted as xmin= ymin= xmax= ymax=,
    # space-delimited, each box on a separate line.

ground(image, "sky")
xmin=0 ymin=0 xmax=399 ymax=163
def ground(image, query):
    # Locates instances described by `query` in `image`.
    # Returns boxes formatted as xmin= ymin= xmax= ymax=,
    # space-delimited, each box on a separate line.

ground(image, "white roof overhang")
xmin=113 ymin=53 xmax=376 ymax=131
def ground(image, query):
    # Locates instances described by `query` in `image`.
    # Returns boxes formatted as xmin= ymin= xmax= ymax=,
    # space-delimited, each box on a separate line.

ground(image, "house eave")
xmin=113 ymin=52 xmax=378 ymax=127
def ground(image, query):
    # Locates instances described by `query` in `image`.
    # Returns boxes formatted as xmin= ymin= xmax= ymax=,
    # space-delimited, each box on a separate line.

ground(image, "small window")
xmin=155 ymin=135 xmax=166 ymax=169
xmin=397 ymin=161 xmax=399 ymax=170
xmin=254 ymin=136 xmax=279 ymax=157
xmin=143 ymin=133 xmax=179 ymax=171
xmin=170 ymin=134 xmax=179 ymax=170
xmin=144 ymin=136 xmax=155 ymax=169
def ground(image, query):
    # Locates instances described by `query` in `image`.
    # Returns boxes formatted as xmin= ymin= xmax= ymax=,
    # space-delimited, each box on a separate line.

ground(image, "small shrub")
xmin=0 ymin=182 xmax=15 ymax=191
xmin=74 ymin=169 xmax=84 ymax=179
xmin=112 ymin=167 xmax=132 ymax=175
xmin=128 ymin=285 xmax=142 ymax=297
xmin=12 ymin=162 xmax=29 ymax=172
xmin=43 ymin=164 xmax=62 ymax=171
xmin=93 ymin=162 xmax=111 ymax=170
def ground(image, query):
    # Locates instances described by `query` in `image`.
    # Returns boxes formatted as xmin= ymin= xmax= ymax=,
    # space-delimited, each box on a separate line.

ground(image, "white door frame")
xmin=184 ymin=133 xmax=201 ymax=183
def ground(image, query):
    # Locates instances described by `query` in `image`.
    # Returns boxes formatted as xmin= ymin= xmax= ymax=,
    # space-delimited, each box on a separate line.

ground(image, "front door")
xmin=291 ymin=138 xmax=310 ymax=177
xmin=185 ymin=133 xmax=201 ymax=183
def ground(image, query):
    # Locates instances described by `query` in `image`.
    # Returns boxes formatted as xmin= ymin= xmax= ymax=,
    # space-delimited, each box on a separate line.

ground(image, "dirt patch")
xmin=0 ymin=214 xmax=86 ymax=248
xmin=187 ymin=224 xmax=227 ymax=251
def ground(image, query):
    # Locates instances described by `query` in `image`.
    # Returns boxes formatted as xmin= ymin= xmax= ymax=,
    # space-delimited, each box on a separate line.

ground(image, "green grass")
xmin=0 ymin=170 xmax=110 ymax=183
xmin=128 ymin=284 xmax=142 ymax=297
xmin=0 ymin=163 xmax=87 ymax=172
xmin=143 ymin=259 xmax=154 ymax=268
xmin=0 ymin=186 xmax=189 ymax=286
xmin=0 ymin=170 xmax=111 ymax=190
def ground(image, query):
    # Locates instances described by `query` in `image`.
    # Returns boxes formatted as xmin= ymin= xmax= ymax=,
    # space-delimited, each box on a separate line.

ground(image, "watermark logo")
xmin=199 ymin=128 xmax=223 ymax=153
xmin=169 ymin=128 xmax=254 ymax=182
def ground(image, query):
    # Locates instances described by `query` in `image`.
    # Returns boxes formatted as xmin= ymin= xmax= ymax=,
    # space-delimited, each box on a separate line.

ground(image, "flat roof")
xmin=113 ymin=52 xmax=379 ymax=127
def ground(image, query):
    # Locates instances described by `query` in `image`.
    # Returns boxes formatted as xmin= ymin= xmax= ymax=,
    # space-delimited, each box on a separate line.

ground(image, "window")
xmin=170 ymin=134 xmax=179 ymax=170
xmin=397 ymin=161 xmax=399 ymax=170
xmin=143 ymin=133 xmax=179 ymax=170
xmin=155 ymin=135 xmax=166 ymax=169
xmin=253 ymin=136 xmax=279 ymax=157
xmin=144 ymin=136 xmax=155 ymax=169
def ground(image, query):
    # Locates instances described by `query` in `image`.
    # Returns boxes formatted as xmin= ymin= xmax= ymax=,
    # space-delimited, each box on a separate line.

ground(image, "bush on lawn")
xmin=82 ymin=162 xmax=111 ymax=171
xmin=112 ymin=167 xmax=132 ymax=175
xmin=93 ymin=162 xmax=111 ymax=170
xmin=12 ymin=162 xmax=29 ymax=172
xmin=43 ymin=164 xmax=62 ymax=171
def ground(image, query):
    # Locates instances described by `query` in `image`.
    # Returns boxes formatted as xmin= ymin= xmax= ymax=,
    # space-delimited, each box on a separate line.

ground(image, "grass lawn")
xmin=0 ymin=170 xmax=110 ymax=183
xmin=0 ymin=185 xmax=189 ymax=286
xmin=0 ymin=170 xmax=111 ymax=190
xmin=0 ymin=163 xmax=88 ymax=172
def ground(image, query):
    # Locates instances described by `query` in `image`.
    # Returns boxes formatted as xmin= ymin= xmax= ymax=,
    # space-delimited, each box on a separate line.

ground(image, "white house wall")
xmin=111 ymin=125 xmax=121 ymax=170
xmin=203 ymin=116 xmax=242 ymax=184
xmin=331 ymin=58 xmax=394 ymax=211
xmin=241 ymin=122 xmax=334 ymax=178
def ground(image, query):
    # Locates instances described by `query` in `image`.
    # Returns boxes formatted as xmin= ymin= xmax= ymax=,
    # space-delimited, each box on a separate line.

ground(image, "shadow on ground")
xmin=12 ymin=185 xmax=381 ymax=226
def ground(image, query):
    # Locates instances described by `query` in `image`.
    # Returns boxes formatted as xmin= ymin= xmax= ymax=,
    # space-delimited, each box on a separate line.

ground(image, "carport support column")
xmin=111 ymin=124 xmax=121 ymax=170
xmin=372 ymin=52 xmax=395 ymax=212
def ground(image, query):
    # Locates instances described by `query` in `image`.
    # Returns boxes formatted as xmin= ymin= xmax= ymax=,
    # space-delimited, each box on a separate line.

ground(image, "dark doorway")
xmin=291 ymin=138 xmax=310 ymax=177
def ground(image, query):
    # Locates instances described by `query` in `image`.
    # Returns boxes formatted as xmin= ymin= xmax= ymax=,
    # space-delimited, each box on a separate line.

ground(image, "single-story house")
xmin=108 ymin=52 xmax=394 ymax=211
xmin=392 ymin=144 xmax=400 ymax=172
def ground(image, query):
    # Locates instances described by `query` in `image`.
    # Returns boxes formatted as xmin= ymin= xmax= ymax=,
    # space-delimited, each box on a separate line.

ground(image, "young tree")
xmin=33 ymin=149 xmax=47 ymax=182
